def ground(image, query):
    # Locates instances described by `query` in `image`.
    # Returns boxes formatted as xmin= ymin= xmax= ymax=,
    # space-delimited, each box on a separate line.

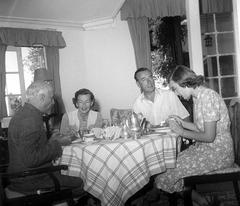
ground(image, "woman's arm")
xmin=169 ymin=120 xmax=217 ymax=143
xmin=59 ymin=113 xmax=71 ymax=135
xmin=168 ymin=115 xmax=199 ymax=131
xmin=182 ymin=121 xmax=199 ymax=131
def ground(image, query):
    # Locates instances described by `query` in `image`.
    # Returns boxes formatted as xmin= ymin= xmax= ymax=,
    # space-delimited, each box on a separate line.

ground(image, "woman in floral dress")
xmin=155 ymin=65 xmax=234 ymax=205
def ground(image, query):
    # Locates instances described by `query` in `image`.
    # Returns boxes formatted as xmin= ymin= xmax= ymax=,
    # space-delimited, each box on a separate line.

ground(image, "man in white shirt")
xmin=133 ymin=67 xmax=189 ymax=125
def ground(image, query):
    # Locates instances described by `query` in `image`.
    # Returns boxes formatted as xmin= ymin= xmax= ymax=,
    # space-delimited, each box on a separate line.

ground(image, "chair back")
xmin=0 ymin=165 xmax=73 ymax=206
xmin=110 ymin=108 xmax=132 ymax=126
xmin=229 ymin=99 xmax=240 ymax=165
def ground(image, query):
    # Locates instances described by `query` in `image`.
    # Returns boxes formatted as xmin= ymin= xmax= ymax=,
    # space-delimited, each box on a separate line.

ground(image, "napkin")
xmin=104 ymin=126 xmax=122 ymax=140
xmin=90 ymin=128 xmax=104 ymax=139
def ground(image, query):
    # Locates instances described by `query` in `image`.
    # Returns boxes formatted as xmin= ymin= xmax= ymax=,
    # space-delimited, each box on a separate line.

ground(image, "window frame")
xmin=5 ymin=45 xmax=47 ymax=116
xmin=201 ymin=12 xmax=238 ymax=104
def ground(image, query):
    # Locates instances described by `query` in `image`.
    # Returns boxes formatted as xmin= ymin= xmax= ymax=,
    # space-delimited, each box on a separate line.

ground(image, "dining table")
xmin=57 ymin=131 xmax=180 ymax=206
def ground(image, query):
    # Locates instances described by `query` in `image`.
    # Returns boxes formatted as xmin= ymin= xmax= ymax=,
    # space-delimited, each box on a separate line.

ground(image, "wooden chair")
xmin=0 ymin=165 xmax=76 ymax=206
xmin=183 ymin=99 xmax=240 ymax=206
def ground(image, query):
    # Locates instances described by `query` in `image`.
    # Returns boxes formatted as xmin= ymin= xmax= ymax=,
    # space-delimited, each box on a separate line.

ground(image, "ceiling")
xmin=0 ymin=0 xmax=126 ymax=29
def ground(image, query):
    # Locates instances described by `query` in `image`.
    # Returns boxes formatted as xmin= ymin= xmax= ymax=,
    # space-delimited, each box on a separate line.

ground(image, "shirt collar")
xmin=140 ymin=89 xmax=160 ymax=102
xmin=24 ymin=102 xmax=43 ymax=116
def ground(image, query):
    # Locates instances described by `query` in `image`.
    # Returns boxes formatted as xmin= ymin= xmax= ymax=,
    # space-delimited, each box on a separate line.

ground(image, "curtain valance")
xmin=0 ymin=27 xmax=66 ymax=48
xmin=200 ymin=0 xmax=232 ymax=14
xmin=121 ymin=0 xmax=186 ymax=20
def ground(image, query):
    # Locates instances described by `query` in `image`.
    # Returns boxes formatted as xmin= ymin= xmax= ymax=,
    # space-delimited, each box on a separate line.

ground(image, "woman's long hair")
xmin=169 ymin=65 xmax=205 ymax=88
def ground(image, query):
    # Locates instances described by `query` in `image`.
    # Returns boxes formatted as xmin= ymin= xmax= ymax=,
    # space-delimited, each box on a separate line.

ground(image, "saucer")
xmin=83 ymin=133 xmax=95 ymax=142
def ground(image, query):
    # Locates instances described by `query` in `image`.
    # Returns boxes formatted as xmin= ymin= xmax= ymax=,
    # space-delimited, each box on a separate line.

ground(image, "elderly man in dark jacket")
xmin=7 ymin=81 xmax=83 ymax=196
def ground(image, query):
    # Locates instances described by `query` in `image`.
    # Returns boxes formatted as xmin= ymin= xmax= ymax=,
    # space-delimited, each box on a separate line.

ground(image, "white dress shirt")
xmin=133 ymin=88 xmax=189 ymax=125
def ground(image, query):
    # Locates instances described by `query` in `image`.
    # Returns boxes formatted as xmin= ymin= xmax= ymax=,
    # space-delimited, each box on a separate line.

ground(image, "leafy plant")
xmin=22 ymin=47 xmax=45 ymax=72
xmin=149 ymin=16 xmax=187 ymax=86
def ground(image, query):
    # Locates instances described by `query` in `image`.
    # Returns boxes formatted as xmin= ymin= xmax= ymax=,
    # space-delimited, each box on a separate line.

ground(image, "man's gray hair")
xmin=26 ymin=81 xmax=53 ymax=101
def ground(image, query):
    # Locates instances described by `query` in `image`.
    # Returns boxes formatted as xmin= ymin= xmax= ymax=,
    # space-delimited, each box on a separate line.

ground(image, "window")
xmin=200 ymin=12 xmax=238 ymax=106
xmin=5 ymin=46 xmax=47 ymax=116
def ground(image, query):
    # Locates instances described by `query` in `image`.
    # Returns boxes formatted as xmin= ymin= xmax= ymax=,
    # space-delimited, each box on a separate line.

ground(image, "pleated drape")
xmin=45 ymin=46 xmax=65 ymax=115
xmin=0 ymin=45 xmax=7 ymax=119
xmin=121 ymin=0 xmax=185 ymax=70
xmin=127 ymin=17 xmax=151 ymax=69
xmin=121 ymin=0 xmax=186 ymax=20
xmin=229 ymin=99 xmax=240 ymax=165
xmin=0 ymin=27 xmax=66 ymax=48
xmin=200 ymin=0 xmax=232 ymax=14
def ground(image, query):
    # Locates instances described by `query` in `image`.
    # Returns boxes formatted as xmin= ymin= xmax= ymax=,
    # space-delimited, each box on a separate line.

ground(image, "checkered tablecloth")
xmin=58 ymin=133 xmax=178 ymax=206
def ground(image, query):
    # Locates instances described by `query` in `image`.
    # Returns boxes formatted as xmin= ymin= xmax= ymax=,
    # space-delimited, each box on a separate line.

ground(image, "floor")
xmin=125 ymin=181 xmax=240 ymax=206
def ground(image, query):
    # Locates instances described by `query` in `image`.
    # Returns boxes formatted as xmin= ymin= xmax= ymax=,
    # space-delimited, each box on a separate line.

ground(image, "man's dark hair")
xmin=134 ymin=67 xmax=152 ymax=81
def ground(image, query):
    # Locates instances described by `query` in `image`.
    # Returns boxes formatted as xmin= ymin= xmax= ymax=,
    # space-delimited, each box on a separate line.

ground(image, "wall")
xmin=0 ymin=14 xmax=139 ymax=120
xmin=60 ymin=16 xmax=138 ymax=119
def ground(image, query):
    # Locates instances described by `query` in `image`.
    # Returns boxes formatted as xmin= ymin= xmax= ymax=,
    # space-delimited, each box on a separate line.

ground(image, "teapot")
xmin=127 ymin=112 xmax=141 ymax=132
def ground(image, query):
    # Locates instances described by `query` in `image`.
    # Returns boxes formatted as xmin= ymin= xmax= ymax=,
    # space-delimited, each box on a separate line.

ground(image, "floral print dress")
xmin=155 ymin=87 xmax=234 ymax=193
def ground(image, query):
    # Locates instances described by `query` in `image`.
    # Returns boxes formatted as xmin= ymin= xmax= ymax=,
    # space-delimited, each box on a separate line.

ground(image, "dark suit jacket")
xmin=7 ymin=103 xmax=62 ymax=193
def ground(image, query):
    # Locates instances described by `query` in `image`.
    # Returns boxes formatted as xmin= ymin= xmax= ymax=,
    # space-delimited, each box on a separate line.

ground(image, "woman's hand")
xmin=168 ymin=118 xmax=184 ymax=136
xmin=167 ymin=115 xmax=183 ymax=126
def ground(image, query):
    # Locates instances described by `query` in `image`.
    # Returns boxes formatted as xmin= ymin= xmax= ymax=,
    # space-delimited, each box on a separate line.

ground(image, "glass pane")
xmin=202 ymin=34 xmax=216 ymax=56
xmin=219 ymin=55 xmax=235 ymax=75
xmin=218 ymin=33 xmax=234 ymax=54
xmin=216 ymin=13 xmax=233 ymax=32
xmin=5 ymin=74 xmax=21 ymax=95
xmin=200 ymin=14 xmax=214 ymax=33
xmin=22 ymin=47 xmax=45 ymax=89
xmin=221 ymin=77 xmax=238 ymax=97
xmin=205 ymin=78 xmax=219 ymax=93
xmin=5 ymin=95 xmax=22 ymax=116
xmin=6 ymin=51 xmax=18 ymax=72
xmin=204 ymin=57 xmax=218 ymax=77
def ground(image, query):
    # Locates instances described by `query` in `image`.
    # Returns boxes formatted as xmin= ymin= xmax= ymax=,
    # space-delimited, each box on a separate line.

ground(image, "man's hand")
xmin=49 ymin=131 xmax=62 ymax=142
xmin=49 ymin=132 xmax=74 ymax=146
xmin=56 ymin=135 xmax=73 ymax=146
